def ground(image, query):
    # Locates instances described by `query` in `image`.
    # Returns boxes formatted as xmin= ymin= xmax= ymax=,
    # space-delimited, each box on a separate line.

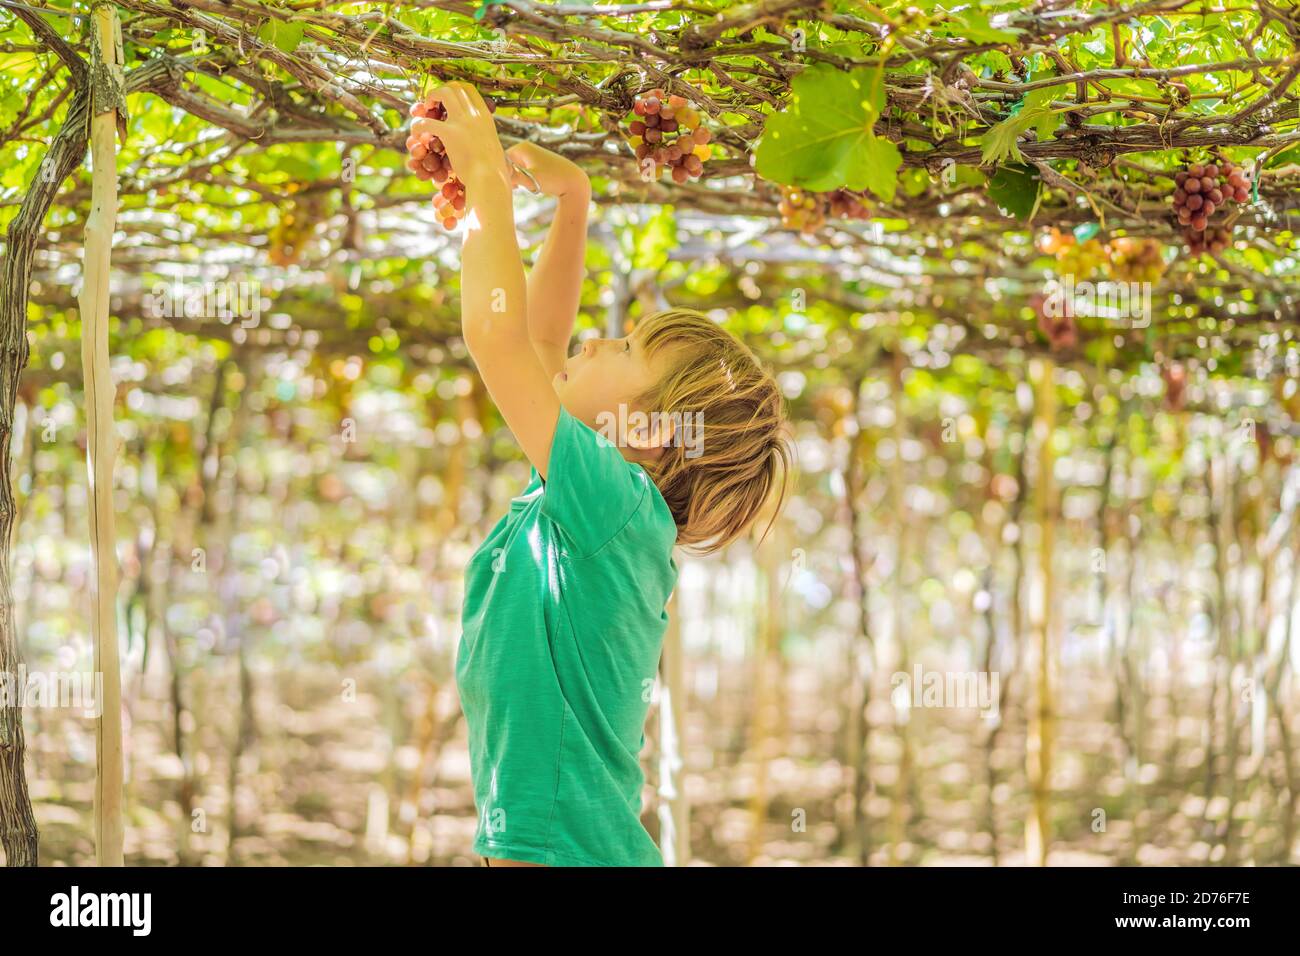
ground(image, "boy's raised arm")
xmin=415 ymin=82 xmax=561 ymax=479
xmin=505 ymin=143 xmax=592 ymax=379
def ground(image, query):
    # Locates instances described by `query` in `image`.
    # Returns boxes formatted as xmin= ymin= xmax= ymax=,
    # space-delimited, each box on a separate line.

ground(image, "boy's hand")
xmin=410 ymin=82 xmax=508 ymax=190
xmin=505 ymin=142 xmax=590 ymax=200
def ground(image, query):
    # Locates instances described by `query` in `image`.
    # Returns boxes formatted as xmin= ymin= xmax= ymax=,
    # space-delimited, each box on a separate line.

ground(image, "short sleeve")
xmin=541 ymin=405 xmax=648 ymax=558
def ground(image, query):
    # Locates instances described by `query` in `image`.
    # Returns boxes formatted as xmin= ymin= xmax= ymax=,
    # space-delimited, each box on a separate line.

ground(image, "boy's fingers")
xmin=426 ymin=82 xmax=478 ymax=117
xmin=411 ymin=117 xmax=448 ymax=137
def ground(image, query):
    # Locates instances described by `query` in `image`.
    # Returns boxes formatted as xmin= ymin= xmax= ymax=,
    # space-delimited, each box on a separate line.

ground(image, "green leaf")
xmin=980 ymin=85 xmax=1059 ymax=166
xmin=854 ymin=136 xmax=902 ymax=201
xmin=257 ymin=19 xmax=304 ymax=54
xmin=754 ymin=64 xmax=900 ymax=199
xmin=987 ymin=164 xmax=1040 ymax=220
xmin=901 ymin=167 xmax=930 ymax=197
xmin=951 ymin=10 xmax=1023 ymax=44
xmin=473 ymin=0 xmax=507 ymax=21
xmin=950 ymin=165 xmax=987 ymax=188
xmin=1266 ymin=146 xmax=1300 ymax=168
xmin=632 ymin=207 xmax=676 ymax=271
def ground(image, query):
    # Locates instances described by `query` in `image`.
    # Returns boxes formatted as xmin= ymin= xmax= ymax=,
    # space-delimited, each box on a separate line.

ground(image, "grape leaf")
xmin=257 ymin=20 xmax=304 ymax=54
xmin=980 ymin=85 xmax=1059 ymax=165
xmin=754 ymin=64 xmax=900 ymax=200
xmin=1266 ymin=146 xmax=1300 ymax=167
xmin=852 ymin=135 xmax=903 ymax=201
xmin=987 ymin=164 xmax=1040 ymax=220
xmin=951 ymin=10 xmax=1024 ymax=44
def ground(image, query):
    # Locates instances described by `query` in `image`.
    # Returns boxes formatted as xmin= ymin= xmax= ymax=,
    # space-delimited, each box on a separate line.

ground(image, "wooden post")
xmin=657 ymin=589 xmax=689 ymax=865
xmin=887 ymin=348 xmax=912 ymax=864
xmin=746 ymin=520 xmax=783 ymax=863
xmin=79 ymin=2 xmax=127 ymax=867
xmin=1025 ymin=357 xmax=1057 ymax=866
xmin=842 ymin=374 xmax=873 ymax=865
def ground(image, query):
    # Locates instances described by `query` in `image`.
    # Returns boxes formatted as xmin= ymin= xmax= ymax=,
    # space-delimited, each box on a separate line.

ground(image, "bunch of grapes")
xmin=268 ymin=204 xmax=307 ymax=266
xmin=628 ymin=89 xmax=712 ymax=184
xmin=1185 ymin=224 xmax=1233 ymax=256
xmin=1172 ymin=159 xmax=1251 ymax=254
xmin=778 ymin=186 xmax=826 ymax=233
xmin=1105 ymin=236 xmax=1167 ymax=283
xmin=268 ymin=184 xmax=319 ymax=266
xmin=1161 ymin=363 xmax=1187 ymax=412
xmin=405 ymin=91 xmax=496 ymax=230
xmin=778 ymin=187 xmax=874 ymax=233
xmin=1031 ymin=293 xmax=1079 ymax=353
xmin=1038 ymin=228 xmax=1109 ymax=278
xmin=826 ymin=189 xmax=873 ymax=222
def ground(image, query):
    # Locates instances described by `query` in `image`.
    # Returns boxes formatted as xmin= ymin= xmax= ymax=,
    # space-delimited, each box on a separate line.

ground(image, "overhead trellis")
xmin=0 ymin=0 xmax=1296 ymax=383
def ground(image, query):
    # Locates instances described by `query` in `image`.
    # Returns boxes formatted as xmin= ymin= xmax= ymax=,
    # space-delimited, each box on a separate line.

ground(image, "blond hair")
xmin=631 ymin=308 xmax=794 ymax=555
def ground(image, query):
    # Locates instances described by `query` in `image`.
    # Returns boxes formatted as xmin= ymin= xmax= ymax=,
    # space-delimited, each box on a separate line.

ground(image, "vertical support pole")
xmin=657 ymin=589 xmax=689 ymax=865
xmin=1026 ymin=357 xmax=1057 ymax=866
xmin=80 ymin=1 xmax=126 ymax=867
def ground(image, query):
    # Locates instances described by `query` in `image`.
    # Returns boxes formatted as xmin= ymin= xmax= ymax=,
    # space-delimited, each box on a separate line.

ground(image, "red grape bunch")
xmin=779 ymin=187 xmax=874 ymax=233
xmin=1171 ymin=158 xmax=1251 ymax=255
xmin=627 ymin=89 xmax=712 ymax=184
xmin=405 ymin=91 xmax=497 ymax=230
xmin=778 ymin=186 xmax=826 ymax=234
xmin=1032 ymin=293 xmax=1079 ymax=353
xmin=1161 ymin=362 xmax=1187 ymax=412
xmin=1105 ymin=236 xmax=1167 ymax=283
xmin=1185 ymin=225 xmax=1233 ymax=256
xmin=827 ymin=189 xmax=873 ymax=222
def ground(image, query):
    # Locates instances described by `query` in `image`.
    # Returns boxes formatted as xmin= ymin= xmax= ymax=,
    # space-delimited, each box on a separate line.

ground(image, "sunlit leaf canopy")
xmin=1 ymin=0 xmax=1298 ymax=411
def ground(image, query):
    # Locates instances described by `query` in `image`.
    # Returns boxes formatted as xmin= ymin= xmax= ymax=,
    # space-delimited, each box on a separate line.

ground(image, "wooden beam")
xmin=1025 ymin=357 xmax=1057 ymax=867
xmin=79 ymin=1 xmax=126 ymax=868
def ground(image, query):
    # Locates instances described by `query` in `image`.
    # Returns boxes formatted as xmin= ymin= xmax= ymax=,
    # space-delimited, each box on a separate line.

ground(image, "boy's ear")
xmin=627 ymin=413 xmax=675 ymax=452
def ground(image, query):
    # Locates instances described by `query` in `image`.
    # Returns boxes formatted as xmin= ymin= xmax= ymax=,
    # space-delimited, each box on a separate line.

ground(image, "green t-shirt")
xmin=456 ymin=405 xmax=679 ymax=866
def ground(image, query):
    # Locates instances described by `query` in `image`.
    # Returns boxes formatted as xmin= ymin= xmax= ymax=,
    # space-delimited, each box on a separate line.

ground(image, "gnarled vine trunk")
xmin=0 ymin=83 xmax=91 ymax=867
